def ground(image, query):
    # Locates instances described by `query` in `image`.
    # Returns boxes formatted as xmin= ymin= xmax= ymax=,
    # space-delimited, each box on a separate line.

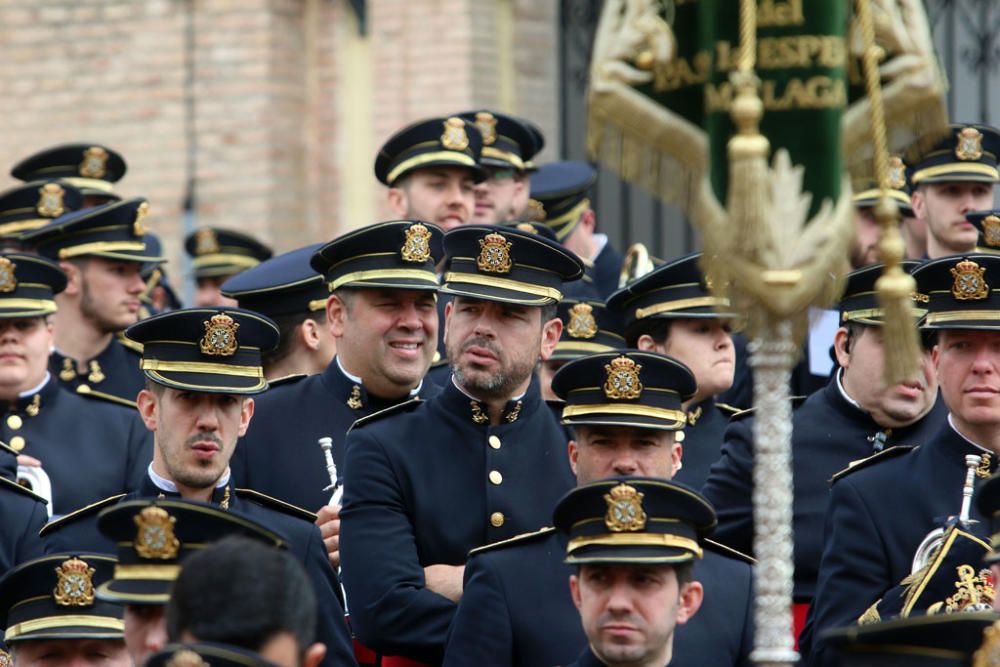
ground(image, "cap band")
xmin=58 ymin=241 xmax=145 ymax=260
xmin=554 ymin=341 xmax=619 ymax=353
xmin=443 ymin=271 xmax=563 ymax=301
xmin=112 ymin=564 xmax=182 ymax=581
xmin=481 ymin=147 xmax=525 ymax=170
xmin=635 ymin=296 xmax=731 ymax=320
xmin=308 ymin=298 xmax=327 ymax=311
xmin=387 ymin=151 xmax=479 ymax=185
xmin=547 ymin=199 xmax=590 ymax=240
xmin=5 ymin=615 xmax=124 ymax=640
xmin=567 ymin=533 xmax=702 ymax=557
xmin=328 ymin=268 xmax=438 ymax=291
xmin=140 ymin=359 xmax=264 ymax=378
xmin=58 ymin=177 xmax=115 ymax=193
xmin=562 ymin=403 xmax=686 ymax=422
xmin=924 ymin=310 xmax=1000 ymax=324
xmin=852 ymin=189 xmax=912 ymax=206
xmin=911 ymin=163 xmax=999 ymax=184
xmin=191 ymin=254 xmax=262 ymax=270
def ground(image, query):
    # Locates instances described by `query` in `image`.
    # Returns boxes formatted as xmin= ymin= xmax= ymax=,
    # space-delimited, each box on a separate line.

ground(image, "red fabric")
xmin=352 ymin=641 xmax=430 ymax=667
xmin=793 ymin=602 xmax=810 ymax=651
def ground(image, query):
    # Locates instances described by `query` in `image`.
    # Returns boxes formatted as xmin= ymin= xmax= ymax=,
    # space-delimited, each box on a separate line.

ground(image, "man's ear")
xmin=59 ymin=260 xmax=82 ymax=297
xmin=671 ymin=441 xmax=683 ymax=477
xmin=302 ymin=643 xmax=327 ymax=667
xmin=911 ymin=188 xmax=926 ymax=221
xmin=636 ymin=333 xmax=659 ymax=352
xmin=538 ymin=316 xmax=563 ymax=362
xmin=136 ymin=389 xmax=158 ymax=432
xmin=301 ymin=318 xmax=323 ymax=352
xmin=833 ymin=327 xmax=851 ymax=369
xmin=442 ymin=300 xmax=454 ymax=347
xmin=568 ymin=440 xmax=579 ymax=476
xmin=569 ymin=574 xmax=582 ymax=610
xmin=238 ymin=397 xmax=255 ymax=437
xmin=676 ymin=580 xmax=704 ymax=624
xmin=386 ymin=188 xmax=409 ymax=217
xmin=326 ymin=296 xmax=347 ymax=338
xmin=579 ymin=209 xmax=596 ymax=234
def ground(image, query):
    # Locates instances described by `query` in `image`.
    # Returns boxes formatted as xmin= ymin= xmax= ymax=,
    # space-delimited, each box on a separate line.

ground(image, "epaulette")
xmin=116 ymin=331 xmax=143 ymax=354
xmin=75 ymin=384 xmax=138 ymax=409
xmin=235 ymin=488 xmax=317 ymax=523
xmin=469 ymin=527 xmax=557 ymax=557
xmin=703 ymin=538 xmax=755 ymax=564
xmin=39 ymin=493 xmax=125 ymax=536
xmin=728 ymin=395 xmax=808 ymax=421
xmin=348 ymin=398 xmax=423 ymax=433
xmin=830 ymin=445 xmax=916 ymax=484
xmin=0 ymin=475 xmax=47 ymax=504
xmin=266 ymin=373 xmax=306 ymax=388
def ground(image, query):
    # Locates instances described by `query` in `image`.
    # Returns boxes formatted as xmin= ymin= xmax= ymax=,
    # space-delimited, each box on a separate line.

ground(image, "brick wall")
xmin=0 ymin=0 xmax=560 ymax=292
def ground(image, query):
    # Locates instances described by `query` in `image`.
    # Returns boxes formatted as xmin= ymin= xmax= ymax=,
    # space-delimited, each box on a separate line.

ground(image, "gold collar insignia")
xmin=604 ymin=483 xmax=647 ymax=532
xmin=477 ymin=233 xmax=513 ymax=274
xmin=604 ymin=355 xmax=643 ymax=400
xmin=525 ymin=199 xmax=546 ymax=222
xmin=401 ymin=223 xmax=432 ymax=263
xmin=957 ymin=127 xmax=984 ymax=161
xmin=53 ymin=557 xmax=97 ymax=606
xmin=441 ymin=117 xmax=470 ymax=151
xmin=134 ymin=505 xmax=180 ymax=559
xmin=566 ymin=303 xmax=598 ymax=339
xmin=200 ymin=313 xmax=240 ymax=356
xmin=36 ymin=183 xmax=65 ymax=218
xmin=79 ymin=146 xmax=108 ymax=179
xmin=951 ymin=259 xmax=989 ymax=300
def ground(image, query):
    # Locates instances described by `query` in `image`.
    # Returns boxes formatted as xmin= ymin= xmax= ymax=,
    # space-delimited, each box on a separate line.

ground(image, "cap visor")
xmin=143 ymin=370 xmax=267 ymax=395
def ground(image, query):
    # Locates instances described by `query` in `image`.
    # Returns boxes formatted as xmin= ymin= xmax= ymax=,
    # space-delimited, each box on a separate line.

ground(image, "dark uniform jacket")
xmin=231 ymin=358 xmax=435 ymax=511
xmin=340 ymin=377 xmax=575 ymax=664
xmin=672 ymin=398 xmax=740 ymax=490
xmin=0 ymin=475 xmax=47 ymax=579
xmin=801 ymin=421 xmax=997 ymax=667
xmin=5 ymin=376 xmax=152 ymax=516
xmin=441 ymin=528 xmax=754 ymax=667
xmin=703 ymin=377 xmax=947 ymax=601
xmin=40 ymin=474 xmax=358 ymax=667
xmin=565 ymin=647 xmax=607 ymax=667
xmin=49 ymin=334 xmax=145 ymax=406
xmin=587 ymin=241 xmax=623 ymax=300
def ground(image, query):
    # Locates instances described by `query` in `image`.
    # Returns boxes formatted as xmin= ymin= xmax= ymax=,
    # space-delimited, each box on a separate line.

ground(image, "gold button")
xmin=6 ymin=415 xmax=22 ymax=430
xmin=675 ymin=431 xmax=685 ymax=443
xmin=489 ymin=470 xmax=503 ymax=485
xmin=488 ymin=435 xmax=501 ymax=450
xmin=10 ymin=436 xmax=25 ymax=451
xmin=490 ymin=512 xmax=505 ymax=527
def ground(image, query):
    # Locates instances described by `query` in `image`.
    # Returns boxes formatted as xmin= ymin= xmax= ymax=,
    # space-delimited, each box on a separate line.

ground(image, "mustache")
xmin=462 ymin=337 xmax=502 ymax=356
xmin=185 ymin=432 xmax=224 ymax=448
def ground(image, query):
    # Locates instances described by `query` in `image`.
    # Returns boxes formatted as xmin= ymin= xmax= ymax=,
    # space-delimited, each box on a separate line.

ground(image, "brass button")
xmin=490 ymin=512 xmax=505 ymax=527
xmin=489 ymin=470 xmax=503 ymax=485
xmin=488 ymin=435 xmax=501 ymax=450
xmin=6 ymin=415 xmax=22 ymax=430
xmin=10 ymin=436 xmax=25 ymax=451
xmin=675 ymin=430 xmax=685 ymax=443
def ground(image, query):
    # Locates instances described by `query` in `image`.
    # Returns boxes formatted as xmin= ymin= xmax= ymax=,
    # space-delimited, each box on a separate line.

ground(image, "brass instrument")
xmin=911 ymin=454 xmax=981 ymax=573
xmin=618 ymin=242 xmax=662 ymax=288
xmin=17 ymin=464 xmax=53 ymax=518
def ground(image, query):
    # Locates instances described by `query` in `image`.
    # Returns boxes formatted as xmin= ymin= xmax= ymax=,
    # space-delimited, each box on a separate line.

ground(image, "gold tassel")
xmin=726 ymin=72 xmax=771 ymax=266
xmin=873 ymin=196 xmax=920 ymax=387
xmin=857 ymin=600 xmax=882 ymax=625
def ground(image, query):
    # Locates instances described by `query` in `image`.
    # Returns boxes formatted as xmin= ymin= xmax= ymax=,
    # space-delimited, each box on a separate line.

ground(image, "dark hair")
xmin=540 ymin=302 xmax=558 ymax=326
xmin=842 ymin=321 xmax=866 ymax=355
xmin=261 ymin=310 xmax=327 ymax=369
xmin=624 ymin=318 xmax=672 ymax=349
xmin=166 ymin=536 xmax=317 ymax=655
xmin=143 ymin=377 xmax=165 ymax=396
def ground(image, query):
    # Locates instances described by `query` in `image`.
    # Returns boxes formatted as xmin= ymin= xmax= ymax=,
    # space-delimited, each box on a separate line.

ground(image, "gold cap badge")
xmin=440 ymin=117 xmax=470 ymax=151
xmin=79 ymin=146 xmax=108 ymax=179
xmin=165 ymin=650 xmax=210 ymax=667
xmin=401 ymin=223 xmax=432 ymax=263
xmin=983 ymin=216 xmax=1000 ymax=248
xmin=195 ymin=228 xmax=220 ymax=256
xmin=604 ymin=355 xmax=643 ymax=400
xmin=887 ymin=156 xmax=907 ymax=189
xmin=525 ymin=199 xmax=546 ymax=222
xmin=957 ymin=127 xmax=984 ymax=161
xmin=604 ymin=483 xmax=647 ymax=532
xmin=566 ymin=303 xmax=598 ymax=339
xmin=134 ymin=506 xmax=180 ymax=559
xmin=36 ymin=183 xmax=65 ymax=218
xmin=0 ymin=258 xmax=17 ymax=294
xmin=477 ymin=233 xmax=513 ymax=274
xmin=53 ymin=557 xmax=96 ymax=606
xmin=200 ymin=313 xmax=240 ymax=357
xmin=134 ymin=201 xmax=149 ymax=237
xmin=474 ymin=112 xmax=497 ymax=145
xmin=515 ymin=223 xmax=537 ymax=234
xmin=951 ymin=259 xmax=990 ymax=300
xmin=0 ymin=648 xmax=11 ymax=667
xmin=973 ymin=620 xmax=1000 ymax=667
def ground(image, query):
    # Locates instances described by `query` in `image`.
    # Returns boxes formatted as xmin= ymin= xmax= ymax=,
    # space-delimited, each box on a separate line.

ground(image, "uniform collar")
xmin=52 ymin=336 xmax=129 ymax=385
xmin=144 ymin=466 xmax=233 ymax=507
xmin=572 ymin=647 xmax=610 ymax=667
xmin=937 ymin=417 xmax=998 ymax=480
xmin=685 ymin=397 xmax=715 ymax=427
xmin=323 ymin=356 xmax=423 ymax=413
xmin=6 ymin=373 xmax=55 ymax=415
xmin=441 ymin=373 xmax=538 ymax=425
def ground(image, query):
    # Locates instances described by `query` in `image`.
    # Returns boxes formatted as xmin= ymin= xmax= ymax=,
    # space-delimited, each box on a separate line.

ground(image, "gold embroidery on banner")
xmin=53 ymin=558 xmax=96 ymax=606
xmin=604 ymin=483 xmax=647 ymax=532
